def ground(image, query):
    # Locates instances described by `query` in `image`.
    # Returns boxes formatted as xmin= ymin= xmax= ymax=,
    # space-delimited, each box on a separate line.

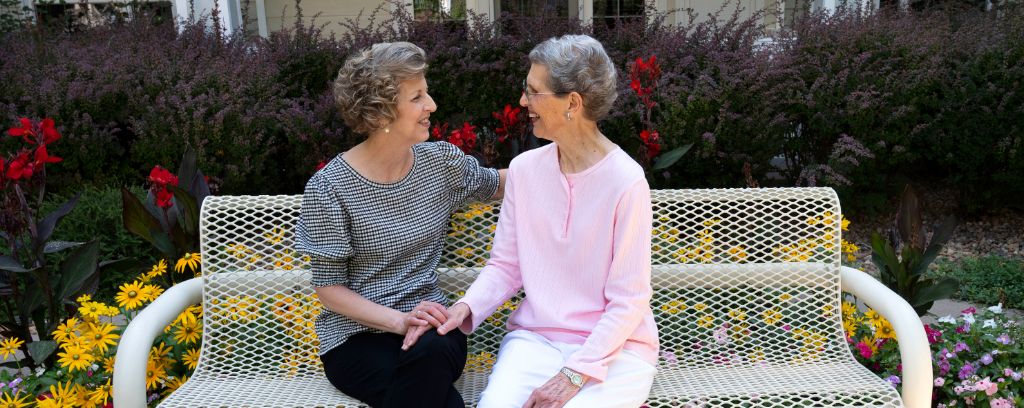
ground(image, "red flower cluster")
xmin=492 ymin=104 xmax=524 ymax=143
xmin=629 ymin=56 xmax=664 ymax=164
xmin=3 ymin=118 xmax=63 ymax=183
xmin=148 ymin=165 xmax=179 ymax=209
xmin=640 ymin=129 xmax=661 ymax=159
xmin=432 ymin=122 xmax=478 ymax=154
xmin=629 ymin=56 xmax=661 ymax=109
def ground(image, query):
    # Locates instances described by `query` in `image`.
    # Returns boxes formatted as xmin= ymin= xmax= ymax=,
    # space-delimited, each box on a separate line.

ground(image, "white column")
xmin=579 ymin=0 xmax=592 ymax=26
xmin=255 ymin=0 xmax=268 ymax=37
xmin=649 ymin=0 xmax=667 ymax=25
xmin=466 ymin=0 xmax=495 ymax=22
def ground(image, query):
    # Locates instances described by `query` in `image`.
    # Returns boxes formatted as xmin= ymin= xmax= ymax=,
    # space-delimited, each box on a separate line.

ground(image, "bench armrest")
xmin=840 ymin=266 xmax=932 ymax=408
xmin=113 ymin=278 xmax=203 ymax=408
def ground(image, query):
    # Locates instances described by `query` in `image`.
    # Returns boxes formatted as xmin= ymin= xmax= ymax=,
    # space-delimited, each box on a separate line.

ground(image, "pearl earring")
xmin=566 ymin=112 xmax=571 ymax=121
xmin=384 ymin=128 xmax=390 ymax=133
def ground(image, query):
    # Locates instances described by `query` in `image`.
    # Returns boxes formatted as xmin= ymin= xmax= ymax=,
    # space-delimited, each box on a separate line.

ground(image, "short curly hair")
xmin=529 ymin=35 xmax=618 ymax=121
xmin=333 ymin=42 xmax=428 ymax=135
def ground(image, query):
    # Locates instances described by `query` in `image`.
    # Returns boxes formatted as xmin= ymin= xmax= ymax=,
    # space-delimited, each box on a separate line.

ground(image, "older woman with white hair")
xmin=438 ymin=34 xmax=659 ymax=408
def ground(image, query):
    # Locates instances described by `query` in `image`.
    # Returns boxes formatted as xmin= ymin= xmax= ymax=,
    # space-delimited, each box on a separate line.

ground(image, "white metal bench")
xmin=114 ymin=187 xmax=931 ymax=407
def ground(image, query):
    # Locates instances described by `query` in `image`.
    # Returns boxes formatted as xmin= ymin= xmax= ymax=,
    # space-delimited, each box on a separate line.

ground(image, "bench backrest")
xmin=195 ymin=188 xmax=846 ymax=381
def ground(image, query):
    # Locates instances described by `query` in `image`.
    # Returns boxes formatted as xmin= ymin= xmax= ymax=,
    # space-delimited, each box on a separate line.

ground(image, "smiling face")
xmin=520 ymin=64 xmax=570 ymax=142
xmin=388 ymin=75 xmax=437 ymax=143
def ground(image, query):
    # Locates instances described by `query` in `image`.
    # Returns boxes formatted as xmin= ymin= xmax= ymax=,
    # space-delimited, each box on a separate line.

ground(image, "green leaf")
xmin=0 ymin=255 xmax=33 ymax=273
xmin=870 ymin=232 xmax=902 ymax=287
xmin=169 ymin=185 xmax=200 ymax=239
xmin=123 ymin=188 xmax=176 ymax=259
xmin=191 ymin=169 xmax=212 ymax=208
xmin=910 ymin=278 xmax=959 ymax=310
xmin=17 ymin=285 xmax=44 ymax=317
xmin=43 ymin=241 xmax=84 ymax=254
xmin=56 ymin=240 xmax=100 ymax=303
xmin=36 ymin=375 xmax=57 ymax=387
xmin=177 ymin=144 xmax=198 ymax=192
xmin=652 ymin=144 xmax=693 ymax=170
xmin=35 ymin=193 xmax=80 ymax=250
xmin=26 ymin=340 xmax=56 ymax=363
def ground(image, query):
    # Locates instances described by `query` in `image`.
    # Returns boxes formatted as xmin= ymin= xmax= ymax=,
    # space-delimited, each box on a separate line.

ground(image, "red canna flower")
xmin=148 ymin=165 xmax=179 ymax=209
xmin=33 ymin=145 xmax=62 ymax=165
xmin=315 ymin=161 xmax=327 ymax=172
xmin=639 ymin=129 xmax=661 ymax=159
xmin=493 ymin=105 xmax=522 ymax=143
xmin=448 ymin=122 xmax=478 ymax=154
xmin=40 ymin=118 xmax=61 ymax=144
xmin=7 ymin=118 xmax=35 ymax=143
xmin=7 ymin=151 xmax=35 ymax=181
xmin=431 ymin=123 xmax=449 ymax=141
xmin=148 ymin=165 xmax=178 ymax=186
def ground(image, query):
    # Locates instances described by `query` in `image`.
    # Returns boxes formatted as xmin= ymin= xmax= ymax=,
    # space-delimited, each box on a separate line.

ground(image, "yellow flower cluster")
xmin=841 ymin=301 xmax=894 ymax=342
xmin=270 ymin=293 xmax=321 ymax=341
xmin=651 ymin=212 xmax=861 ymax=265
xmin=791 ymin=328 xmax=828 ymax=363
xmin=48 ymin=303 xmax=120 ymax=408
xmin=445 ymin=203 xmax=497 ymax=267
xmin=484 ymin=300 xmax=519 ymax=327
xmin=33 ymin=380 xmax=104 ymax=408
xmin=659 ymin=299 xmax=688 ymax=314
xmin=224 ymin=234 xmax=312 ymax=272
xmin=464 ymin=351 xmax=497 ymax=372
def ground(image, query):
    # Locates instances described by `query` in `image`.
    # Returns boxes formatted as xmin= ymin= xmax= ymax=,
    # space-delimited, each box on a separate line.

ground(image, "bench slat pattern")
xmin=158 ymin=188 xmax=901 ymax=407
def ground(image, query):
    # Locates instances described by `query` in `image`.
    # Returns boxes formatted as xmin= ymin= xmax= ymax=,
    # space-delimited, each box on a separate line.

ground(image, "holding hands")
xmin=400 ymin=300 xmax=449 ymax=350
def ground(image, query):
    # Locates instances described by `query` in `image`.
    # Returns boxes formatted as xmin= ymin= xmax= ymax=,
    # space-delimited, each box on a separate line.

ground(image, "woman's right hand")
xmin=436 ymin=302 xmax=470 ymax=336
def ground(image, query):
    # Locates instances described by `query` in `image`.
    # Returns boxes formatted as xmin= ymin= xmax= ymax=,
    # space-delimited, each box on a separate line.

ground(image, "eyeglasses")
xmin=522 ymin=79 xmax=569 ymax=100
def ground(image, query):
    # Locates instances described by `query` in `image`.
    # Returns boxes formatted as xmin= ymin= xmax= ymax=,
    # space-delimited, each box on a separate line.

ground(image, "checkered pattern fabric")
xmin=294 ymin=141 xmax=499 ymax=355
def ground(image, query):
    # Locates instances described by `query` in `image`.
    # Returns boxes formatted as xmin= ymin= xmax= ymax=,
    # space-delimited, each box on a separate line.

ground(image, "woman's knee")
xmin=402 ymin=329 xmax=467 ymax=366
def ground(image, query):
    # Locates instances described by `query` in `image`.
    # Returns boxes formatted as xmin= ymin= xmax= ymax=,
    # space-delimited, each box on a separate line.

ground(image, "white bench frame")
xmin=114 ymin=188 xmax=931 ymax=408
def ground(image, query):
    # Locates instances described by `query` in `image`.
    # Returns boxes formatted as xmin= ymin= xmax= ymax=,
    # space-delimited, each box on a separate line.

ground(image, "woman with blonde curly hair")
xmin=295 ymin=41 xmax=505 ymax=408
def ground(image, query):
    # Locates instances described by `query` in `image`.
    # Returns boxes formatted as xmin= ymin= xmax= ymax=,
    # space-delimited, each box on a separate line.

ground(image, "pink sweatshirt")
xmin=457 ymin=143 xmax=659 ymax=382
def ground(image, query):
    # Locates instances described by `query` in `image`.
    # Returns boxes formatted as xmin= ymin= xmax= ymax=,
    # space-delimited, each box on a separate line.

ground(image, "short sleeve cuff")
xmin=310 ymin=257 xmax=349 ymax=288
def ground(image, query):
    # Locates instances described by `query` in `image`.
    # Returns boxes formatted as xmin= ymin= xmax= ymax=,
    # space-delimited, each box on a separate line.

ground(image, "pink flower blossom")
xmin=990 ymin=398 xmax=1013 ymax=408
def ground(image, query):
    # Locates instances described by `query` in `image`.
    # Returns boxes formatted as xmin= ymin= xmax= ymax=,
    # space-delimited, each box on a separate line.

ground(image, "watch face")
xmin=562 ymin=368 xmax=583 ymax=386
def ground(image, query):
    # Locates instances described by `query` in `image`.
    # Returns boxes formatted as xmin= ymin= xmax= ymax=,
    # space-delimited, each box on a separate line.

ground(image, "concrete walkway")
xmin=922 ymin=298 xmax=1022 ymax=325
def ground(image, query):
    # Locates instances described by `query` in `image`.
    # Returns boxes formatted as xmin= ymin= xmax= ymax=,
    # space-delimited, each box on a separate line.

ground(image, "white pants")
xmin=477 ymin=330 xmax=656 ymax=408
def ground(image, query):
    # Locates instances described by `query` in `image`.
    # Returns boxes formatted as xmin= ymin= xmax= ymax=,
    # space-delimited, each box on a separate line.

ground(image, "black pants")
xmin=321 ymin=330 xmax=468 ymax=408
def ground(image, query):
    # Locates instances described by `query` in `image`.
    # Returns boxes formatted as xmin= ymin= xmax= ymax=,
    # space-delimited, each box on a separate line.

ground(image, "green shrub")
xmin=930 ymin=256 xmax=1024 ymax=309
xmin=43 ymin=185 xmax=153 ymax=302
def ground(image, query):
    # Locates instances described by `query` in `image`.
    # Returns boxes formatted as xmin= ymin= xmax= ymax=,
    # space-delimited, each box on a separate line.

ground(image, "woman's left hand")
xmin=521 ymin=373 xmax=582 ymax=408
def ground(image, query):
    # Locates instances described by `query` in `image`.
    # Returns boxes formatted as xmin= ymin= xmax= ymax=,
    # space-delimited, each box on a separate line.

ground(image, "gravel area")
xmin=839 ymin=183 xmax=1024 ymax=315
xmin=843 ymin=185 xmax=1024 ymax=268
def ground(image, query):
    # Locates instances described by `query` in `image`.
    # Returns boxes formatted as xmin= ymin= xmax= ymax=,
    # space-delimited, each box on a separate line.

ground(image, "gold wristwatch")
xmin=560 ymin=367 xmax=586 ymax=388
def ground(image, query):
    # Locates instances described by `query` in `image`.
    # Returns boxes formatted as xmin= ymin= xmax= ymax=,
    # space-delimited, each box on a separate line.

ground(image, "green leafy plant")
xmin=0 ymin=117 xmax=107 ymax=368
xmin=931 ymin=256 xmax=1024 ymax=309
xmin=870 ymin=184 xmax=958 ymax=316
xmin=121 ymin=145 xmax=210 ymax=284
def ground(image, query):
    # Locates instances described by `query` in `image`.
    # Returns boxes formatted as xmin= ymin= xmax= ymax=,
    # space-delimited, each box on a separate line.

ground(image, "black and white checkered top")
xmin=295 ymin=141 xmax=500 ymax=355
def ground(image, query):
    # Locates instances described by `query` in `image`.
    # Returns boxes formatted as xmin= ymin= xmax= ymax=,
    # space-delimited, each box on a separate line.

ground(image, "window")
xmin=499 ymin=0 xmax=570 ymax=18
xmin=593 ymin=0 xmax=643 ymax=30
xmin=34 ymin=1 xmax=171 ymax=31
xmin=415 ymin=0 xmax=468 ymax=21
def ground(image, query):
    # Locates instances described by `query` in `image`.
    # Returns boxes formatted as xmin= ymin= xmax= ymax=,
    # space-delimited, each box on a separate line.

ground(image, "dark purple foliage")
xmin=0 ymin=1 xmax=1020 ymax=211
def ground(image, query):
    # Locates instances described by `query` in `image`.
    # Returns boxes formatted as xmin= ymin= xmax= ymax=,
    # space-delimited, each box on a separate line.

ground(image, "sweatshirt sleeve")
xmin=455 ymin=166 xmax=522 ymax=333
